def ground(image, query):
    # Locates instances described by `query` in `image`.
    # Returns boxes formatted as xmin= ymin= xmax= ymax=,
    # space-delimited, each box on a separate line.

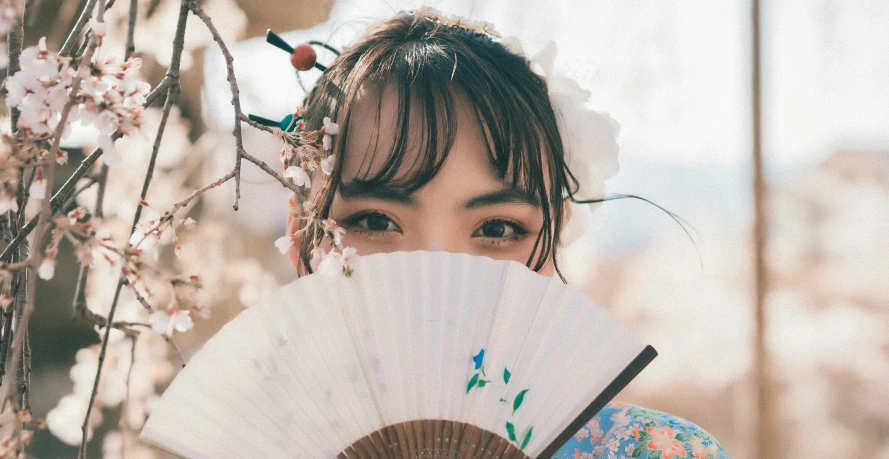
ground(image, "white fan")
xmin=140 ymin=251 xmax=656 ymax=458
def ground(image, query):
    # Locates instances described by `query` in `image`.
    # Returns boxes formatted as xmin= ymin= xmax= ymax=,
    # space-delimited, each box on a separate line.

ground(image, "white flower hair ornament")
xmin=500 ymin=38 xmax=621 ymax=247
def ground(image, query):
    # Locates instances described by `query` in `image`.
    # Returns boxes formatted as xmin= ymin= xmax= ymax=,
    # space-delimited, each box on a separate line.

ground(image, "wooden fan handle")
xmin=339 ymin=420 xmax=529 ymax=458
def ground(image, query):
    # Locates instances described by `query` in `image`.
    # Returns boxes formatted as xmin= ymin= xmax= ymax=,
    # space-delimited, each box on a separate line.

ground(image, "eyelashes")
xmin=343 ymin=211 xmax=401 ymax=236
xmin=341 ymin=211 xmax=530 ymax=244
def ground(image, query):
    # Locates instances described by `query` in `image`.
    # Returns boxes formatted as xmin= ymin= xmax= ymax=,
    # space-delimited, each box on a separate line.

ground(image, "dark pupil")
xmin=366 ymin=215 xmax=390 ymax=231
xmin=482 ymin=222 xmax=505 ymax=238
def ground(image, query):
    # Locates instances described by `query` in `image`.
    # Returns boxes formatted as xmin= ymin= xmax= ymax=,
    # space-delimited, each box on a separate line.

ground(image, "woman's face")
xmin=291 ymin=86 xmax=553 ymax=275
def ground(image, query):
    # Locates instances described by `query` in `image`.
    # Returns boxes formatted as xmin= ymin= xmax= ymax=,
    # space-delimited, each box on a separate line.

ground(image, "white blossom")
xmin=29 ymin=168 xmax=47 ymax=200
xmin=46 ymin=393 xmax=101 ymax=445
xmin=149 ymin=307 xmax=193 ymax=337
xmin=129 ymin=222 xmax=160 ymax=260
xmin=98 ymin=135 xmax=122 ymax=167
xmin=322 ymin=116 xmax=339 ymax=151
xmin=283 ymin=165 xmax=311 ymax=188
xmin=0 ymin=190 xmax=18 ymax=215
xmin=89 ymin=17 xmax=107 ymax=37
xmin=274 ymin=235 xmax=293 ymax=254
xmin=317 ymin=250 xmax=344 ymax=277
xmin=38 ymin=258 xmax=56 ymax=280
xmin=342 ymin=246 xmax=358 ymax=267
xmin=331 ymin=226 xmax=345 ymax=247
xmin=322 ymin=116 xmax=340 ymax=135
xmin=321 ymin=154 xmax=335 ymax=175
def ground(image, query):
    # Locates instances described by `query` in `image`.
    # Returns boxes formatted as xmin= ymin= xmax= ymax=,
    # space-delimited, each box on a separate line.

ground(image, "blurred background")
xmin=14 ymin=0 xmax=889 ymax=457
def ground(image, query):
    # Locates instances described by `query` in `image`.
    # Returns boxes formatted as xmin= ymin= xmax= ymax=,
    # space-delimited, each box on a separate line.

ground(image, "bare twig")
xmin=0 ymin=244 xmax=25 ymax=382
xmin=25 ymin=0 xmax=44 ymax=26
xmin=7 ymin=4 xmax=24 ymax=131
xmin=124 ymin=0 xmax=137 ymax=60
xmin=120 ymin=335 xmax=136 ymax=458
xmin=186 ymin=0 xmax=245 ymax=210
xmin=18 ymin=328 xmax=30 ymax=410
xmin=121 ymin=278 xmax=152 ymax=311
xmin=145 ymin=0 xmax=161 ymax=18
xmin=59 ymin=0 xmax=98 ymax=57
xmin=239 ymin=114 xmax=280 ymax=135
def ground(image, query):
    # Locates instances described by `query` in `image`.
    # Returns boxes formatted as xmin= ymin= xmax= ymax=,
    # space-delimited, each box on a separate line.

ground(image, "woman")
xmin=281 ymin=9 xmax=729 ymax=458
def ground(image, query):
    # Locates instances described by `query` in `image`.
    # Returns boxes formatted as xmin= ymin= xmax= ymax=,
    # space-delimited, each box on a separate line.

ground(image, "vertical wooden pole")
xmin=751 ymin=0 xmax=771 ymax=458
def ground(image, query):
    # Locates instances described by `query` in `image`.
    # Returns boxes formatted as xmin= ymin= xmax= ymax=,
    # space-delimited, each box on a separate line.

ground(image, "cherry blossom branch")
xmin=132 ymin=171 xmax=236 ymax=250
xmin=124 ymin=0 xmax=137 ymax=59
xmin=79 ymin=2 xmax=189 ymax=456
xmin=0 ymin=75 xmax=173 ymax=265
xmin=0 ymin=2 xmax=105 ymax=411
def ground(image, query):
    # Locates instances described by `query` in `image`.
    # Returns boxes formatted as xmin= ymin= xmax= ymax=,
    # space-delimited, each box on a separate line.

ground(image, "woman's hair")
xmin=297 ymin=12 xmax=586 ymax=277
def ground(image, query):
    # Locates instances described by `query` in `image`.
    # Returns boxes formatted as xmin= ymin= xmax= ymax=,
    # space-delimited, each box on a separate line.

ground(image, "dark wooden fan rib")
xmin=536 ymin=345 xmax=659 ymax=458
xmin=340 ymin=421 xmax=529 ymax=458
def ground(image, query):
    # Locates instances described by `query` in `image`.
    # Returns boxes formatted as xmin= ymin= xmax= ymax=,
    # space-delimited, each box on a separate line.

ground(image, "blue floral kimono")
xmin=551 ymin=401 xmax=730 ymax=459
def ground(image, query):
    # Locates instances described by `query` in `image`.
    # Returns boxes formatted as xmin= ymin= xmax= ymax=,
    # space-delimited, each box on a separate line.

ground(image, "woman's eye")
xmin=472 ymin=219 xmax=526 ymax=241
xmin=347 ymin=212 xmax=400 ymax=233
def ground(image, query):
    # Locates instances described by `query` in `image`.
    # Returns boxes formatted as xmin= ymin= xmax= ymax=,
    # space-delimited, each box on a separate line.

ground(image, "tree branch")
xmin=59 ymin=0 xmax=98 ymax=57
xmin=185 ymin=0 xmax=246 ymax=210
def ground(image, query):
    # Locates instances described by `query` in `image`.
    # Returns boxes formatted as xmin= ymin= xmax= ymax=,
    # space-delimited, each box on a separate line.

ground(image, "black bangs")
xmin=299 ymin=13 xmax=574 ymax=274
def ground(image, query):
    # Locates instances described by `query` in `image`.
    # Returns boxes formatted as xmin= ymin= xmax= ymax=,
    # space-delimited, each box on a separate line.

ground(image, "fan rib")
xmin=536 ymin=344 xmax=659 ymax=458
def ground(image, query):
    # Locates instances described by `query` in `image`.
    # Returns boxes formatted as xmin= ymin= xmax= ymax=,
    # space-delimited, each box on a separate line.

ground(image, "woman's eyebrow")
xmin=338 ymin=181 xmax=418 ymax=206
xmin=463 ymin=188 xmax=541 ymax=209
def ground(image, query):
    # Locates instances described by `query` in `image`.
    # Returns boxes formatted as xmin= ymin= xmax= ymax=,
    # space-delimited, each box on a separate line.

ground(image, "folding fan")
xmin=140 ymin=251 xmax=656 ymax=458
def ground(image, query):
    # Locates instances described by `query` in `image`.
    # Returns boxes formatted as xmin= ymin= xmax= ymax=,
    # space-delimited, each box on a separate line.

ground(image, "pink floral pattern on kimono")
xmin=551 ymin=401 xmax=729 ymax=459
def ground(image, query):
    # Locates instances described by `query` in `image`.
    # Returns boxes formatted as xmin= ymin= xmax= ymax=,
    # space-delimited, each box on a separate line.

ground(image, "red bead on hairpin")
xmin=265 ymin=29 xmax=340 ymax=72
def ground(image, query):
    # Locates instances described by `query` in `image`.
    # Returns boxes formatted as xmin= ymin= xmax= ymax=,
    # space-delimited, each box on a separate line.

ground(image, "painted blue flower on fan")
xmin=472 ymin=348 xmax=484 ymax=370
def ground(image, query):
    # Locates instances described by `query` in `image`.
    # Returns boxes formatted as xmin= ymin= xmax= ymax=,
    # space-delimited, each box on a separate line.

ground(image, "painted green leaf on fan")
xmin=467 ymin=373 xmax=479 ymax=393
xmin=513 ymin=389 xmax=528 ymax=413
xmin=478 ymin=379 xmax=489 ymax=388
xmin=503 ymin=367 xmax=511 ymax=384
xmin=520 ymin=427 xmax=533 ymax=449
xmin=506 ymin=422 xmax=517 ymax=442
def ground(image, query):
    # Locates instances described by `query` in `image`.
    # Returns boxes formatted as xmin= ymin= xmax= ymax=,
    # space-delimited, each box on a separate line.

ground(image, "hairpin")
xmin=248 ymin=30 xmax=342 ymax=131
xmin=408 ymin=7 xmax=501 ymax=38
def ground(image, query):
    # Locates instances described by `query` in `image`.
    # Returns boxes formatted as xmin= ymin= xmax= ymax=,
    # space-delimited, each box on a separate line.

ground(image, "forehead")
xmin=336 ymin=84 xmax=546 ymax=211
xmin=339 ymin=83 xmax=491 ymax=184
